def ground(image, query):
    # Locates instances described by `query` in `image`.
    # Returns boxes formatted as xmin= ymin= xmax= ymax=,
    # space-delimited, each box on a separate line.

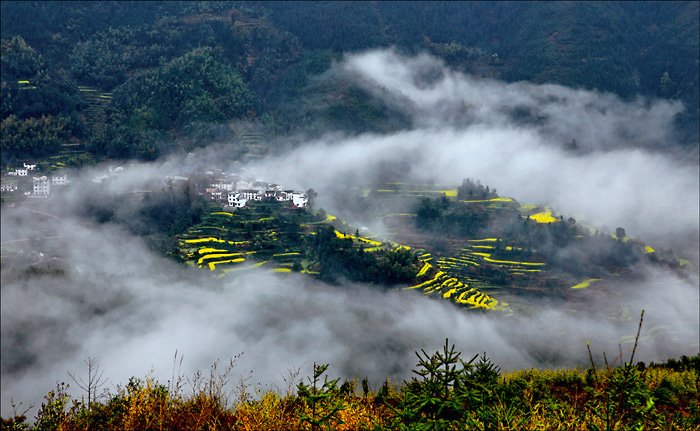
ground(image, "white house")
xmin=275 ymin=191 xmax=290 ymax=202
xmin=16 ymin=169 xmax=28 ymax=177
xmin=291 ymin=192 xmax=308 ymax=208
xmin=52 ymin=174 xmax=69 ymax=185
xmin=92 ymin=174 xmax=109 ymax=183
xmin=239 ymin=189 xmax=263 ymax=201
xmin=211 ymin=182 xmax=234 ymax=191
xmin=23 ymin=163 xmax=36 ymax=170
xmin=109 ymin=166 xmax=124 ymax=175
xmin=33 ymin=176 xmax=50 ymax=196
xmin=205 ymin=188 xmax=225 ymax=201
xmin=228 ymin=192 xmax=248 ymax=208
xmin=1 ymin=183 xmax=18 ymax=192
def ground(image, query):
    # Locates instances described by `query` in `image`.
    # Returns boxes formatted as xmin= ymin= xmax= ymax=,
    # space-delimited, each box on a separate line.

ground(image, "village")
xmin=0 ymin=162 xmax=308 ymax=209
xmin=1 ymin=162 xmax=70 ymax=198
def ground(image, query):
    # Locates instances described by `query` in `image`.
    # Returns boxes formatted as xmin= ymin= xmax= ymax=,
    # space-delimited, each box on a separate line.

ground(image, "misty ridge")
xmin=1 ymin=49 xmax=698 ymax=419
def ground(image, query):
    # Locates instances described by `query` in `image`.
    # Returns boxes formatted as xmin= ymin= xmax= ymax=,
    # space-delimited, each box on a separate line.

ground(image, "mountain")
xmin=1 ymin=1 xmax=698 ymax=165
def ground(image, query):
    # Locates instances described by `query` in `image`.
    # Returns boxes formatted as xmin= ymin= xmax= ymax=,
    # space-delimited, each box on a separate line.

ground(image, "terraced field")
xmin=238 ymin=131 xmax=268 ymax=162
xmin=405 ymin=251 xmax=512 ymax=312
xmin=78 ymin=85 xmax=113 ymax=138
xmin=176 ymin=181 xmax=690 ymax=316
xmin=177 ymin=202 xmax=306 ymax=276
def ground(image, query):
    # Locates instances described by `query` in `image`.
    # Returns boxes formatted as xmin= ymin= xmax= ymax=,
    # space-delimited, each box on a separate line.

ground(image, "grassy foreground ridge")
xmin=3 ymin=340 xmax=698 ymax=430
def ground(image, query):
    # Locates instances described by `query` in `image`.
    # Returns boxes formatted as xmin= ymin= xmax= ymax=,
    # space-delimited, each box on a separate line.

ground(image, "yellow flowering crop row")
xmin=457 ymin=292 xmax=493 ymax=309
xmin=334 ymin=230 xmax=383 ymax=246
xmin=273 ymin=252 xmax=300 ymax=257
xmin=439 ymin=257 xmax=478 ymax=266
xmin=416 ymin=262 xmax=432 ymax=277
xmin=529 ymin=212 xmax=559 ymax=223
xmin=334 ymin=230 xmax=350 ymax=239
xmin=408 ymin=189 xmax=457 ymax=196
xmin=405 ymin=271 xmax=446 ymax=290
xmin=455 ymin=288 xmax=475 ymax=302
xmin=198 ymin=248 xmax=228 ymax=254
xmin=185 ymin=237 xmax=226 ymax=243
xmin=424 ymin=276 xmax=459 ymax=294
xmin=469 ymin=238 xmax=498 ymax=242
xmin=570 ymin=278 xmax=601 ymax=289
xmin=645 ymin=246 xmax=655 ymax=253
xmin=482 ymin=257 xmax=545 ymax=266
xmin=207 ymin=258 xmax=245 ymax=270
xmin=462 ymin=198 xmax=513 ymax=203
xmin=184 ymin=238 xmax=250 ymax=246
xmin=358 ymin=237 xmax=383 ymax=246
xmin=211 ymin=212 xmax=233 ymax=216
xmin=271 ymin=268 xmax=291 ymax=273
xmin=198 ymin=253 xmax=244 ymax=265
xmin=443 ymin=288 xmax=458 ymax=298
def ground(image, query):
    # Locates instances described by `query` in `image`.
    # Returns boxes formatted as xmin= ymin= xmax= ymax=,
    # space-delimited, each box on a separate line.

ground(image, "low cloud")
xmin=2 ymin=49 xmax=698 ymax=418
xmin=2 ymin=208 xmax=697 ymax=418
xmin=251 ymin=49 xmax=699 ymax=259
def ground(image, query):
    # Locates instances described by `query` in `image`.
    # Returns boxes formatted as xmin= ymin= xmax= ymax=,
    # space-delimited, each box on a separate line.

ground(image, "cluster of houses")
xmin=3 ymin=162 xmax=309 ymax=209
xmin=204 ymin=172 xmax=309 ymax=209
xmin=5 ymin=162 xmax=37 ymax=177
xmin=227 ymin=185 xmax=308 ymax=208
xmin=2 ymin=163 xmax=71 ymax=197
xmin=92 ymin=166 xmax=125 ymax=184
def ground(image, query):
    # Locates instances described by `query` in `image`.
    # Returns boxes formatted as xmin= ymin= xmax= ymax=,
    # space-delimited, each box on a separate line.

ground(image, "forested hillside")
xmin=1 ymin=1 xmax=698 ymax=166
xmin=2 ymin=3 xmax=699 ymax=427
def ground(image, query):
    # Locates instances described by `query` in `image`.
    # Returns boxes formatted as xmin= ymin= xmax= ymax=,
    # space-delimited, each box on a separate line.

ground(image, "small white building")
xmin=211 ymin=182 xmax=234 ymax=191
xmin=92 ymin=174 xmax=109 ymax=183
xmin=109 ymin=166 xmax=124 ymax=175
xmin=33 ymin=176 xmax=50 ymax=196
xmin=228 ymin=192 xmax=248 ymax=208
xmin=205 ymin=188 xmax=225 ymax=201
xmin=16 ymin=169 xmax=28 ymax=177
xmin=23 ymin=163 xmax=36 ymax=170
xmin=1 ymin=183 xmax=18 ymax=192
xmin=52 ymin=174 xmax=69 ymax=185
xmin=291 ymin=192 xmax=308 ymax=208
xmin=239 ymin=189 xmax=263 ymax=201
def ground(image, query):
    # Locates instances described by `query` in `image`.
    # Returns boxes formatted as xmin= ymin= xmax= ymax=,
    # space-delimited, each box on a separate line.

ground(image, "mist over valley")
xmin=1 ymin=2 xmax=698 ymax=426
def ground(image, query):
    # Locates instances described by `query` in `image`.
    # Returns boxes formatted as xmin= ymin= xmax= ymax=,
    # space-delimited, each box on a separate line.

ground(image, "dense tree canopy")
xmin=1 ymin=1 xmax=697 ymax=165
